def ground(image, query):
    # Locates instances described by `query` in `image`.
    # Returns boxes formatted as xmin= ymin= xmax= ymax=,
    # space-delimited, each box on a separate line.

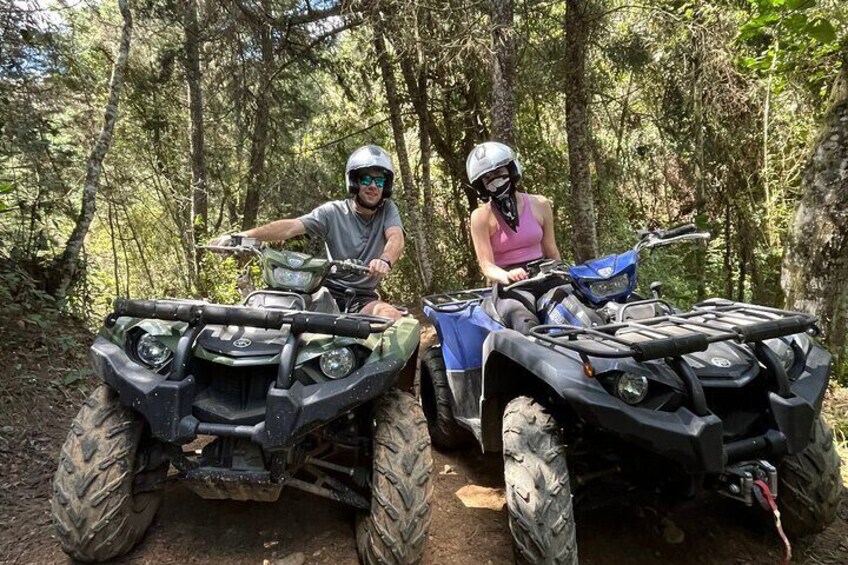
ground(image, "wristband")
xmin=379 ymin=256 xmax=393 ymax=269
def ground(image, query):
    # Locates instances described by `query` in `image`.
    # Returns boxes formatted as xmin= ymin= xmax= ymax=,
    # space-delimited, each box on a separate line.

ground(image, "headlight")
xmin=589 ymin=274 xmax=629 ymax=299
xmin=765 ymin=337 xmax=797 ymax=372
xmin=616 ymin=373 xmax=649 ymax=405
xmin=136 ymin=333 xmax=172 ymax=367
xmin=319 ymin=347 xmax=356 ymax=379
xmin=273 ymin=267 xmax=314 ymax=290
xmin=777 ymin=342 xmax=794 ymax=372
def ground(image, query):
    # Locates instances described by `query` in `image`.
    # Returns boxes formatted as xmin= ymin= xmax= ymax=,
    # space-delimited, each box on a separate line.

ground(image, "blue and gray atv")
xmin=420 ymin=225 xmax=842 ymax=564
xmin=52 ymin=237 xmax=432 ymax=564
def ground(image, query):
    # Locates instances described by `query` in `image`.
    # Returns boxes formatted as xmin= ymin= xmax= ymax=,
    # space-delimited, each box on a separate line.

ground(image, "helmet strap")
xmin=354 ymin=191 xmax=384 ymax=211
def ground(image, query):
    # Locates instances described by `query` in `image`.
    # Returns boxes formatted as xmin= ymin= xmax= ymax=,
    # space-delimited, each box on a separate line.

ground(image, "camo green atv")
xmin=52 ymin=237 xmax=432 ymax=564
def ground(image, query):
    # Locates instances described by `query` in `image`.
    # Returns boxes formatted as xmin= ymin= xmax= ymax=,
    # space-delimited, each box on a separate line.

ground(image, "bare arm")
xmin=538 ymin=196 xmax=561 ymax=260
xmin=369 ymin=226 xmax=404 ymax=278
xmin=382 ymin=226 xmax=404 ymax=265
xmin=240 ymin=218 xmax=306 ymax=242
xmin=470 ymin=208 xmax=525 ymax=285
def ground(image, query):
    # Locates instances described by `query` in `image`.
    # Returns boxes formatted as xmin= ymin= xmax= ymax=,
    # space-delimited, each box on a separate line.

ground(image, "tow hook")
xmin=717 ymin=459 xmax=777 ymax=506
xmin=717 ymin=460 xmax=791 ymax=564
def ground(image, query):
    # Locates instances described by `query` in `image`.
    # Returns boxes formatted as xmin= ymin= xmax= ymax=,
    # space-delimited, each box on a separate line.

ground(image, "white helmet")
xmin=466 ymin=141 xmax=522 ymax=196
xmin=345 ymin=145 xmax=395 ymax=198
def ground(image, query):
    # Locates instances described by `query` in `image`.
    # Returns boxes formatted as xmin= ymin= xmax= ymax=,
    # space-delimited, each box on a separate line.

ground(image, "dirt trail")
xmin=1 ymin=317 xmax=847 ymax=564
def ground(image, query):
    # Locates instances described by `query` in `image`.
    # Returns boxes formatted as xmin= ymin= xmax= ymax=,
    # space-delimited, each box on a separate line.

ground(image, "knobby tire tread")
xmin=52 ymin=384 xmax=162 ymax=562
xmin=356 ymin=389 xmax=434 ymax=565
xmin=503 ymin=396 xmax=578 ymax=565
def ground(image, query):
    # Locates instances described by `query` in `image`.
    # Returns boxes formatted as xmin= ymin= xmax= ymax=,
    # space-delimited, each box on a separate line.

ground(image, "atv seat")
xmin=482 ymin=280 xmax=598 ymax=332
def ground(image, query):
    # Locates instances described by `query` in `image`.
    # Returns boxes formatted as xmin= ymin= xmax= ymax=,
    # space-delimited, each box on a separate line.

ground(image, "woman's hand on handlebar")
xmin=505 ymin=268 xmax=529 ymax=283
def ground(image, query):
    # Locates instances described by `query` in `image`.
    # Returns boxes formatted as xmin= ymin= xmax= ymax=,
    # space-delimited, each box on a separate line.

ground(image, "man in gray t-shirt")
xmin=211 ymin=145 xmax=405 ymax=320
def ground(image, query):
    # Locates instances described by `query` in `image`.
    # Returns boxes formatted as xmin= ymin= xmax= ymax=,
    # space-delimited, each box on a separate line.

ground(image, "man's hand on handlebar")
xmin=208 ymin=234 xmax=235 ymax=247
xmin=368 ymin=258 xmax=391 ymax=279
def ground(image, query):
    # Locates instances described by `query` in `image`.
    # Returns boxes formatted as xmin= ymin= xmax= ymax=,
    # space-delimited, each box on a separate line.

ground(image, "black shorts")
xmin=327 ymin=286 xmax=379 ymax=313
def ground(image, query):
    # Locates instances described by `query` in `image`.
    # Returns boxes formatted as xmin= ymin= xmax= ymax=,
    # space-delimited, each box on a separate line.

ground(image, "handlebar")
xmin=330 ymin=259 xmax=372 ymax=276
xmin=658 ymin=223 xmax=697 ymax=239
xmin=634 ymin=226 xmax=710 ymax=254
xmin=197 ymin=244 xmax=263 ymax=257
xmin=503 ymin=262 xmax=571 ymax=291
xmin=108 ymin=298 xmax=390 ymax=338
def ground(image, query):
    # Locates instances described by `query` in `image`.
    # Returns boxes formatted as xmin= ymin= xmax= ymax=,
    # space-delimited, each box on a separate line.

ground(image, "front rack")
xmin=423 ymin=287 xmax=492 ymax=312
xmin=530 ymin=299 xmax=817 ymax=363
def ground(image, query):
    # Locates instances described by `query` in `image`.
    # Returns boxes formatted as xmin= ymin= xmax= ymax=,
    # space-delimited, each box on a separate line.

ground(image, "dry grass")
xmin=822 ymin=385 xmax=848 ymax=485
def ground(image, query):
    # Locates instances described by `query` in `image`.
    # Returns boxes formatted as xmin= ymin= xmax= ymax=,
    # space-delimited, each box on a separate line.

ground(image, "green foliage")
xmin=0 ymin=0 xmax=844 ymax=377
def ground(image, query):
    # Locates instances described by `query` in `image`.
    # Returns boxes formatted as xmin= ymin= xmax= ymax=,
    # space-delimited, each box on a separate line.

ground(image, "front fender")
xmin=480 ymin=329 xmax=604 ymax=450
xmin=101 ymin=316 xmax=186 ymax=352
xmin=479 ymin=330 xmax=725 ymax=473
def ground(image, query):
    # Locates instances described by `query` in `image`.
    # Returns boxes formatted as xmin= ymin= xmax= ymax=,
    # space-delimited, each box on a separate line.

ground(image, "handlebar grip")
xmin=661 ymin=224 xmax=697 ymax=239
xmin=631 ymin=334 xmax=709 ymax=361
xmin=290 ymin=314 xmax=373 ymax=338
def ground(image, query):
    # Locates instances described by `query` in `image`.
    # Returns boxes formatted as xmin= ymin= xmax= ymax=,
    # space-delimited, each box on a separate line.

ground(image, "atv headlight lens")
xmin=765 ymin=338 xmax=796 ymax=372
xmin=589 ymin=274 xmax=629 ymax=299
xmin=136 ymin=333 xmax=172 ymax=367
xmin=319 ymin=347 xmax=356 ymax=379
xmin=272 ymin=267 xmax=314 ymax=291
xmin=777 ymin=342 xmax=795 ymax=372
xmin=616 ymin=373 xmax=649 ymax=405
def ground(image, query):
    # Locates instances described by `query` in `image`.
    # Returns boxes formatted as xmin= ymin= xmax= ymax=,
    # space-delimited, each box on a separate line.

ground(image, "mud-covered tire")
xmin=356 ymin=389 xmax=434 ymax=565
xmin=419 ymin=345 xmax=472 ymax=449
xmin=778 ymin=416 xmax=843 ymax=537
xmin=52 ymin=385 xmax=164 ymax=562
xmin=503 ymin=396 xmax=577 ymax=565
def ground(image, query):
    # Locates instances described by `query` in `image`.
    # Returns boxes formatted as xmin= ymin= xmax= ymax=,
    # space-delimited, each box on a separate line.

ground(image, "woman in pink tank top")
xmin=466 ymin=142 xmax=564 ymax=332
xmin=467 ymin=143 xmax=561 ymax=285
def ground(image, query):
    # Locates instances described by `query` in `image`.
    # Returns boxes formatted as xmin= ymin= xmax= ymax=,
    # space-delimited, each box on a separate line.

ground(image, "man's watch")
xmin=378 ymin=256 xmax=393 ymax=269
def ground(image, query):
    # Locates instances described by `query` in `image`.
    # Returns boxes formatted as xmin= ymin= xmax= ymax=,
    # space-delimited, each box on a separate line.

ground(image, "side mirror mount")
xmin=650 ymin=281 xmax=663 ymax=299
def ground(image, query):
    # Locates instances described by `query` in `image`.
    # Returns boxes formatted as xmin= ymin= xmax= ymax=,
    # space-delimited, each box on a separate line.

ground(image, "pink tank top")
xmin=490 ymin=193 xmax=544 ymax=268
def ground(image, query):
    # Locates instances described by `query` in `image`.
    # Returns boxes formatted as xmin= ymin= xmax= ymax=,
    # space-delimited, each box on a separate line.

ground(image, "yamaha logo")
xmin=233 ymin=338 xmax=252 ymax=348
xmin=711 ymin=357 xmax=732 ymax=368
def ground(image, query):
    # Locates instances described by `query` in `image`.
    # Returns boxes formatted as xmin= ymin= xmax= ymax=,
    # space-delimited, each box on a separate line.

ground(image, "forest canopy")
xmin=1 ymin=0 xmax=846 ymax=371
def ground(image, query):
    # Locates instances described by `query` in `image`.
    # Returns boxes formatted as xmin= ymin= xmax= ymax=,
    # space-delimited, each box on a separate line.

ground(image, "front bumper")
xmin=90 ymin=336 xmax=405 ymax=450
xmin=563 ymin=345 xmax=830 ymax=473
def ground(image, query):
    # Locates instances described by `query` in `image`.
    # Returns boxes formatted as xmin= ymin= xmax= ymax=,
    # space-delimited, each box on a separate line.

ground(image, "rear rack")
xmin=530 ymin=299 xmax=817 ymax=363
xmin=423 ymin=288 xmax=491 ymax=312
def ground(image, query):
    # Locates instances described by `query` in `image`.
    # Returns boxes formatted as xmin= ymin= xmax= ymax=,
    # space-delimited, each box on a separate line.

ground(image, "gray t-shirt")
xmin=298 ymin=199 xmax=403 ymax=292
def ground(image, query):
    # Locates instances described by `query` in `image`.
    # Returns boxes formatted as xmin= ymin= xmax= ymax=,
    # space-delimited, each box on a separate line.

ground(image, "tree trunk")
xmin=396 ymin=52 xmax=469 ymax=198
xmin=241 ymin=2 xmax=272 ymax=230
xmin=49 ymin=0 xmax=133 ymax=300
xmin=183 ymin=0 xmax=208 ymax=248
xmin=564 ymin=0 xmax=599 ymax=263
xmin=691 ymin=41 xmax=707 ymax=303
xmin=374 ymin=29 xmax=433 ymax=291
xmin=490 ymin=0 xmax=515 ymax=144
xmin=781 ymin=54 xmax=848 ymax=360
